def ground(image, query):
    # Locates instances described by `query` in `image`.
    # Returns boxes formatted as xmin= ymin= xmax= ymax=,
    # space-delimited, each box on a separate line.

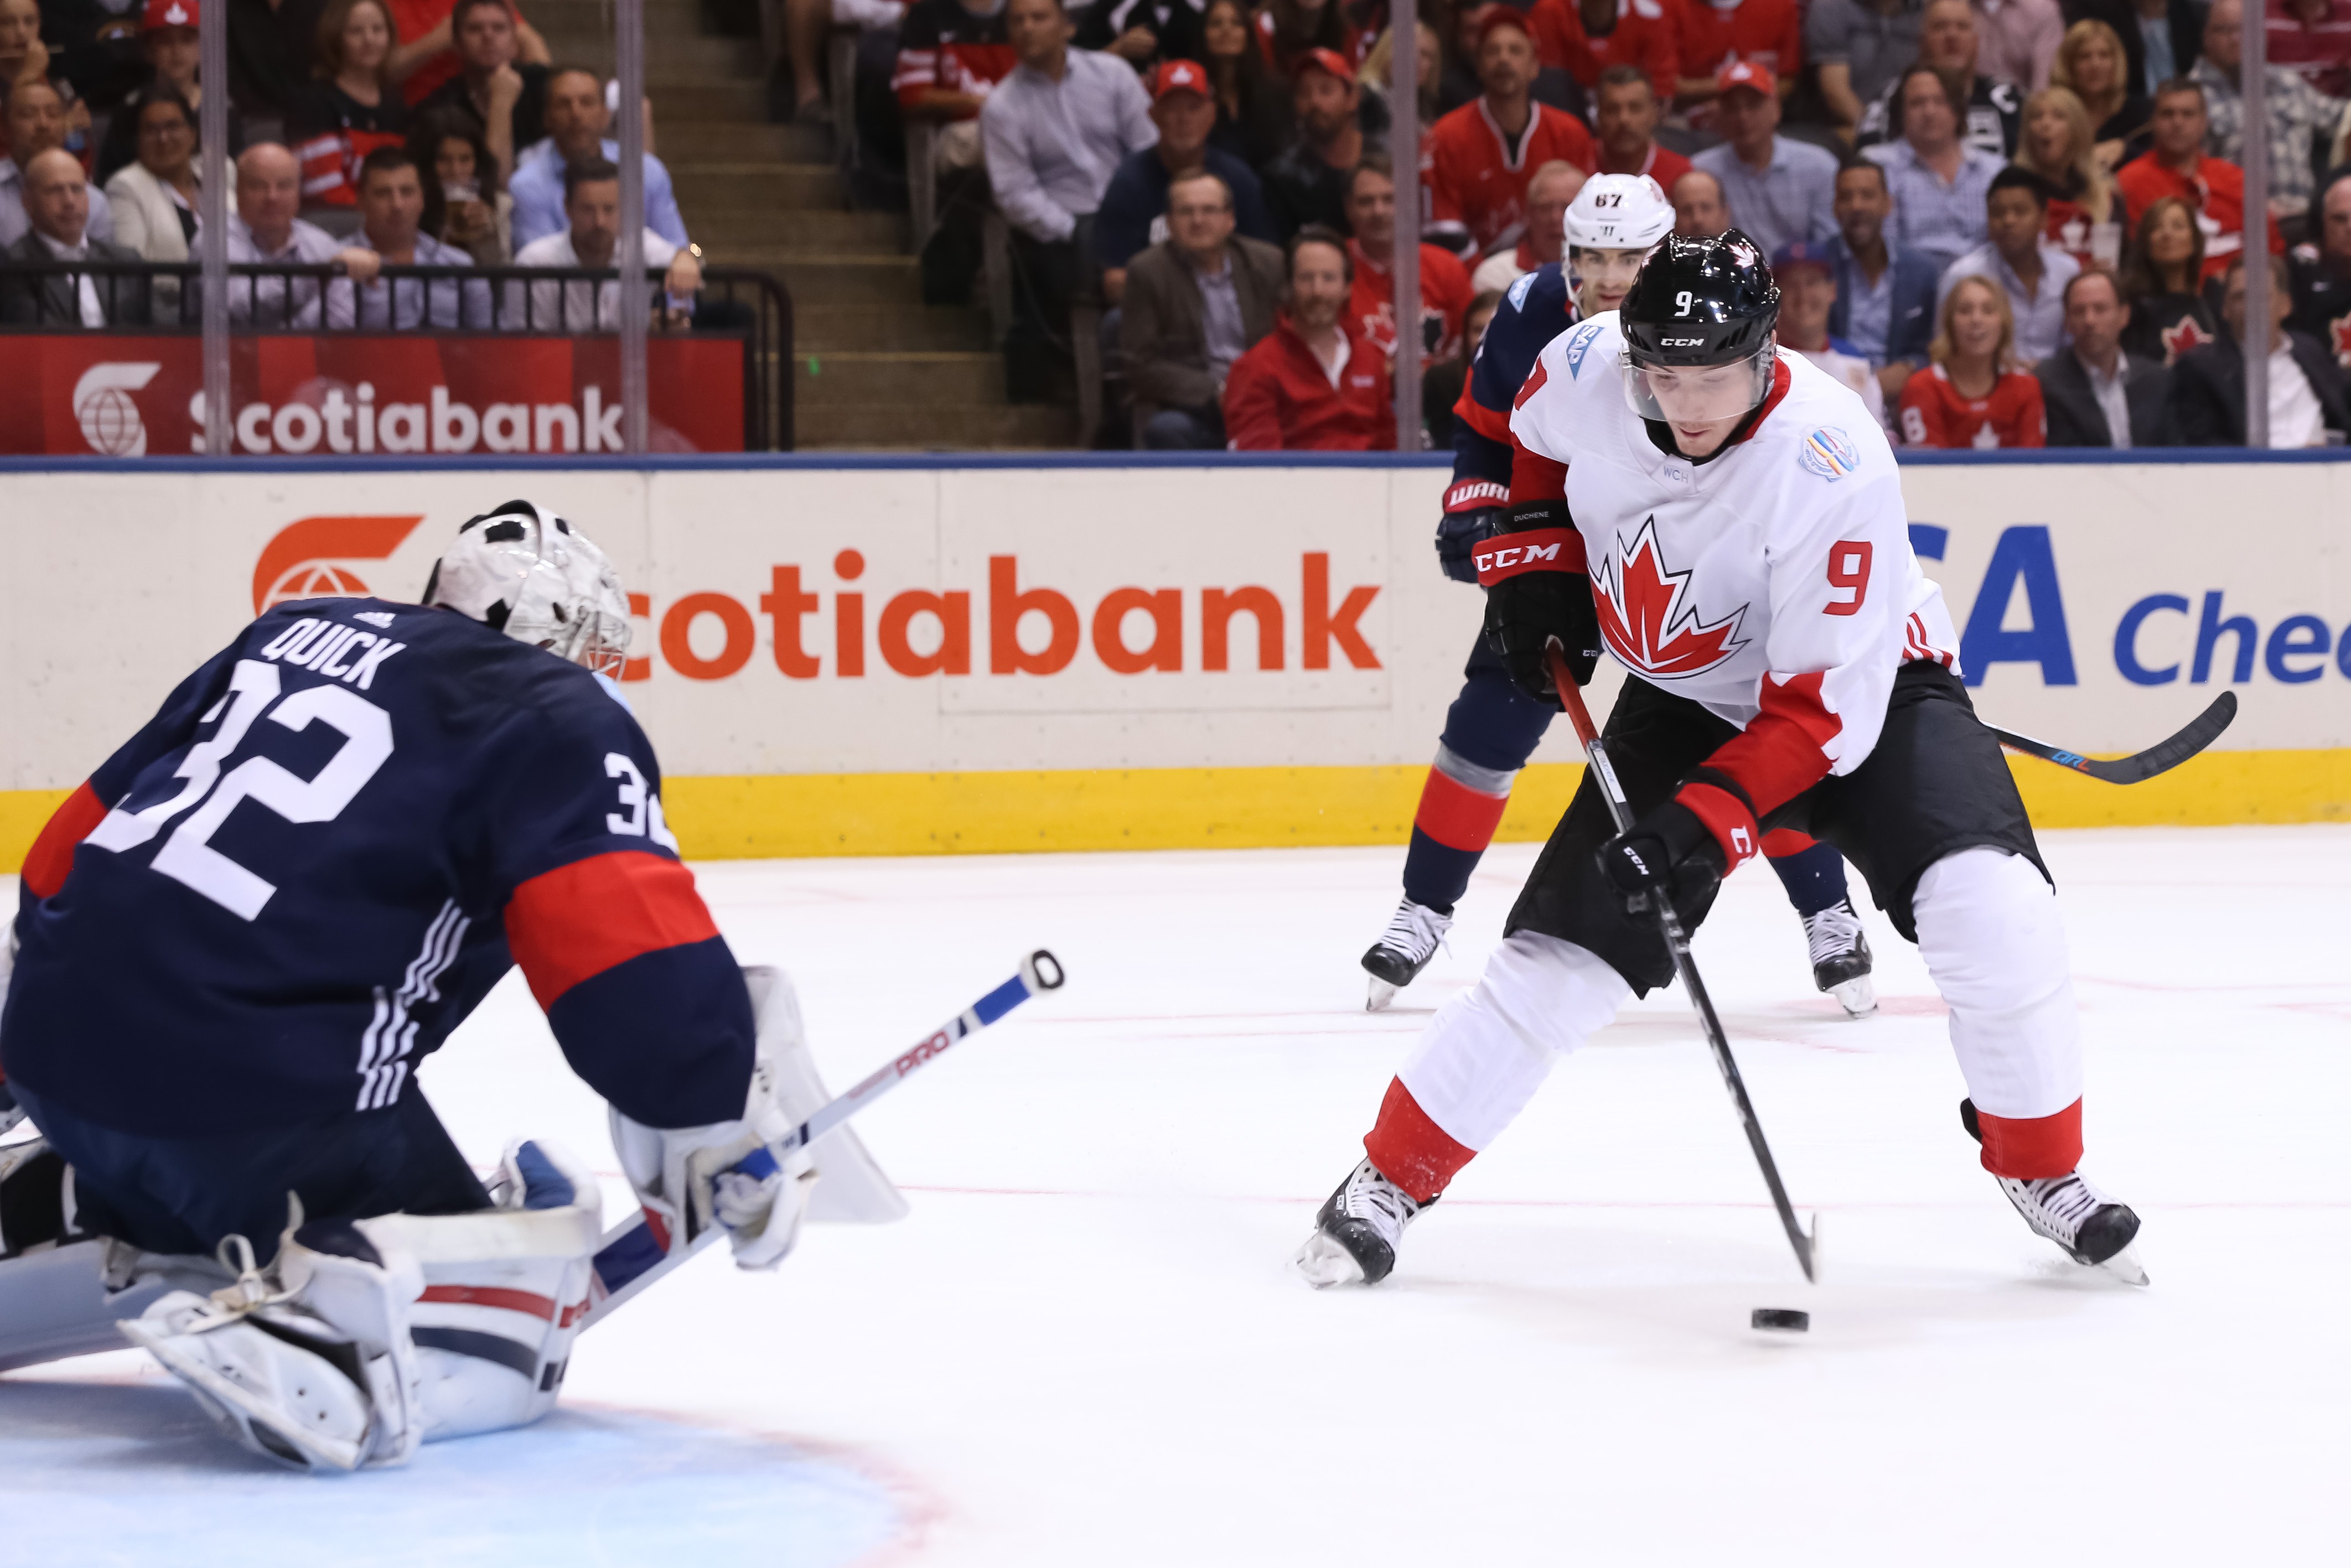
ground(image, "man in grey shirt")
xmin=1809 ymin=0 xmax=1928 ymax=138
xmin=1121 ymin=169 xmax=1285 ymax=448
xmin=1690 ymin=62 xmax=1838 ymax=259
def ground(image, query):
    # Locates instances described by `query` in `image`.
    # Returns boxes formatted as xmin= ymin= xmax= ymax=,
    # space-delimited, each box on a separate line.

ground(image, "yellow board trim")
xmin=3 ymin=751 xmax=2343 ymax=872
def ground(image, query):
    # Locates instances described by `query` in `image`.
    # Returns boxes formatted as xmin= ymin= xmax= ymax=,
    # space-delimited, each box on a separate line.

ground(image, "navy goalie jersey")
xmin=1 ymin=599 xmax=754 ymax=1138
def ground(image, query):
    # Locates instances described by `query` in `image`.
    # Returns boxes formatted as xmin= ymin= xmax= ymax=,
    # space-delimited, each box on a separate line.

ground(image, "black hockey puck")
xmin=1750 ymin=1308 xmax=1810 ymax=1333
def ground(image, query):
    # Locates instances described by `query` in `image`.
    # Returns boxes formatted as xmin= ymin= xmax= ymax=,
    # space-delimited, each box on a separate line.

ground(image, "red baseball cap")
xmin=1155 ymin=59 xmax=1211 ymax=100
xmin=1296 ymin=46 xmax=1355 ymax=85
xmin=1715 ymin=59 xmax=1776 ymax=97
xmin=143 ymin=0 xmax=196 ymax=29
xmin=1476 ymin=6 xmax=1536 ymax=49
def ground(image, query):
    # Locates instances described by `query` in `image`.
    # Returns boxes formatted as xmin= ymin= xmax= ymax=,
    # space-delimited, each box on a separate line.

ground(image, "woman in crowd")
xmin=1203 ymin=0 xmax=1292 ymax=167
xmin=104 ymin=86 xmax=214 ymax=318
xmin=1897 ymin=274 xmax=2047 ymax=448
xmin=410 ymin=112 xmax=508 ymax=266
xmin=1360 ymin=18 xmax=1440 ymax=140
xmin=2016 ymin=87 xmax=2125 ymax=269
xmin=2117 ymin=195 xmax=2219 ymax=364
xmin=2050 ymin=19 xmax=2146 ymax=171
xmin=288 ymin=0 xmax=408 ymax=215
xmin=94 ymin=6 xmax=248 ymax=183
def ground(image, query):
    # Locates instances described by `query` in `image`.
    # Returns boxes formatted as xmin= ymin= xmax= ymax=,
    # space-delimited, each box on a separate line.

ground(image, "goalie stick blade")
xmin=1992 ymin=692 xmax=2237 ymax=786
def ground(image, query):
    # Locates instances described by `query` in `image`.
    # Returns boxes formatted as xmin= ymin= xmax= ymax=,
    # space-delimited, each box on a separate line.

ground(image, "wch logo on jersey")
xmin=1799 ymin=426 xmax=1860 ymax=482
xmin=1592 ymin=518 xmax=1751 ymax=678
xmin=251 ymin=516 xmax=427 ymax=614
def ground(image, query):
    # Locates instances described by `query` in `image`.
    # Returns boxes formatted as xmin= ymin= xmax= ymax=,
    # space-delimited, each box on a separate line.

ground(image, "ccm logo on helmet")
xmin=1660 ymin=336 xmax=1707 ymax=347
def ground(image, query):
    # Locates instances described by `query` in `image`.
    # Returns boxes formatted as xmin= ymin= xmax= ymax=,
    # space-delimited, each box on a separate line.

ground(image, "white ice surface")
xmin=5 ymin=825 xmax=2347 ymax=1565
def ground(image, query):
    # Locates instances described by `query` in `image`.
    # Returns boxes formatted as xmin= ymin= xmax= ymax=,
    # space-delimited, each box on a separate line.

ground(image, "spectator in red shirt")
xmin=1423 ymin=7 xmax=1594 ymax=261
xmin=1588 ymin=63 xmax=1691 ymax=188
xmin=1225 ymin=224 xmax=1395 ymax=449
xmin=1345 ymin=152 xmax=1475 ymax=360
xmin=1527 ymin=0 xmax=1677 ymax=105
xmin=385 ymin=0 xmax=546 ymax=108
xmin=2114 ymin=76 xmax=2282 ymax=281
xmin=1898 ymin=271 xmax=2049 ymax=444
xmin=2267 ymin=0 xmax=2351 ymax=100
xmin=1674 ymin=0 xmax=1802 ymax=121
xmin=1469 ymin=156 xmax=1583 ymax=290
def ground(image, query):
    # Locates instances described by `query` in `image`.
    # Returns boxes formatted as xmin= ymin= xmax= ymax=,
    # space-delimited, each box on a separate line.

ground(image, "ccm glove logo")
xmin=1474 ymin=528 xmax=1583 ymax=586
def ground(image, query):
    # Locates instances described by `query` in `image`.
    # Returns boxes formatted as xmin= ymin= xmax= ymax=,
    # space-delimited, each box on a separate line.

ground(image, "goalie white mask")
xmin=422 ymin=500 xmax=632 ymax=677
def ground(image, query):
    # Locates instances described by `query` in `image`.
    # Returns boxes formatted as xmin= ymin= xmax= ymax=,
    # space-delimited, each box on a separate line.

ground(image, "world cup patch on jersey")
xmin=1508 ymin=271 xmax=1536 ymax=311
xmin=1798 ymin=427 xmax=1859 ymax=481
xmin=1562 ymin=320 xmax=1605 ymax=380
xmin=1591 ymin=518 xmax=1752 ymax=678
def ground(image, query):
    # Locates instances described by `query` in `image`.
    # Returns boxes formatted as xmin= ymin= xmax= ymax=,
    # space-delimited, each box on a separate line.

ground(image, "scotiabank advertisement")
xmin=0 ymin=461 xmax=2344 ymax=834
xmin=0 ymin=336 xmax=745 ymax=456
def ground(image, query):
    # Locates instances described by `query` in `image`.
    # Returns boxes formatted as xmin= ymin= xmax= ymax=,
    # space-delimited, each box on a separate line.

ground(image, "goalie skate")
xmin=1293 ymin=1157 xmax=1430 ymax=1287
xmin=1802 ymin=898 xmax=1876 ymax=1017
xmin=1361 ymin=899 xmax=1451 ymax=1011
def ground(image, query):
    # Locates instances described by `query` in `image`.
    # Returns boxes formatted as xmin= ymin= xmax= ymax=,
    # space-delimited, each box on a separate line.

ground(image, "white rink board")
xmin=1 ymin=459 xmax=2346 ymax=791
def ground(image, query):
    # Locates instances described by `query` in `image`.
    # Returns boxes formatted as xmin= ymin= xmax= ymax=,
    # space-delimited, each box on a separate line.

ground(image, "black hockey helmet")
xmin=1619 ymin=229 xmax=1781 ymax=367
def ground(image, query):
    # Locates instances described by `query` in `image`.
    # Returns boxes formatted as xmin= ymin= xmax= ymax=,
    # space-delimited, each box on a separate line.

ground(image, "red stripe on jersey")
xmin=1458 ymin=388 xmax=1514 ymax=447
xmin=1700 ymin=671 xmax=1842 ymax=820
xmin=1975 ymin=1098 xmax=2083 ymax=1180
xmin=1413 ymin=766 xmax=1512 ymax=852
xmin=506 ymin=851 xmax=721 ymax=1010
xmin=1509 ymin=443 xmax=1568 ymax=503
xmin=1760 ymin=828 xmax=1816 ymax=858
xmin=419 ymin=1284 xmax=559 ymax=1321
xmin=22 ymin=781 xmax=106 ymax=900
xmin=1363 ymin=1077 xmax=1478 ymax=1203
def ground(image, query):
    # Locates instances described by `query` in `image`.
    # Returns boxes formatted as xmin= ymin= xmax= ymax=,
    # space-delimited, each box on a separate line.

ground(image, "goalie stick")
xmin=581 ymin=949 xmax=1066 ymax=1329
xmin=1989 ymin=691 xmax=2238 ymax=785
xmin=1545 ymin=646 xmax=1817 ymax=1284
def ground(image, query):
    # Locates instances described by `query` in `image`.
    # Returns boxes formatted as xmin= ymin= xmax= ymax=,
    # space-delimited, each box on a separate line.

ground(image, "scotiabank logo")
xmin=251 ymin=515 xmax=427 ymax=613
xmin=75 ymin=362 xmax=162 ymax=456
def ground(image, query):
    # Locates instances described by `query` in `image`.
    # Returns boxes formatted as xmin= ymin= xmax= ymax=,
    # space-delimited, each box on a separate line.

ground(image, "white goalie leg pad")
xmin=1396 ymin=931 xmax=1633 ymax=1151
xmin=1913 ymin=847 xmax=2083 ymax=1120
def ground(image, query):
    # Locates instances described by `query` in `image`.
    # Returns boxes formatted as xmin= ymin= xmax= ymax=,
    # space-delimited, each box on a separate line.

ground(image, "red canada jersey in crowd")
xmin=1672 ymin=0 xmax=1801 ymax=83
xmin=2115 ymin=152 xmax=2283 ymax=281
xmin=2266 ymin=0 xmax=2351 ymax=98
xmin=1527 ymin=0 xmax=1680 ymax=101
xmin=1896 ymin=364 xmax=2047 ymax=449
xmin=2044 ymin=195 xmax=2128 ymax=270
xmin=893 ymin=0 xmax=1018 ymax=115
xmin=1224 ymin=314 xmax=1395 ymax=451
xmin=1423 ymin=99 xmax=1596 ymax=261
xmin=293 ymin=122 xmax=408 ymax=209
xmin=390 ymin=0 xmax=530 ymax=105
xmin=1348 ymin=239 xmax=1474 ymax=361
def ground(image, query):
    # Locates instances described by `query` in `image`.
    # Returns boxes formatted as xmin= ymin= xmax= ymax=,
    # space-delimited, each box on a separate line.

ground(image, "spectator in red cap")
xmin=1344 ymin=152 xmax=1474 ymax=361
xmin=1096 ymin=56 xmax=1276 ymax=305
xmin=1423 ymin=7 xmax=1592 ymax=261
xmin=1224 ymin=223 xmax=1395 ymax=449
xmin=1689 ymin=60 xmax=1836 ymax=259
xmin=1262 ymin=45 xmax=1379 ymax=241
xmin=1588 ymin=64 xmax=1690 ymax=188
xmin=93 ymin=0 xmax=245 ymax=183
xmin=1773 ymin=238 xmax=1890 ymax=428
xmin=1674 ymin=0 xmax=1801 ymax=119
xmin=1526 ymin=0 xmax=1677 ymax=105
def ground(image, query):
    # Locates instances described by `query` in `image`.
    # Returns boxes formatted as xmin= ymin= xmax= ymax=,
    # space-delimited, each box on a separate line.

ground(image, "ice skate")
xmin=1361 ymin=899 xmax=1451 ymax=1011
xmin=1802 ymin=897 xmax=1876 ymax=1017
xmin=1960 ymin=1100 xmax=2147 ymax=1284
xmin=1293 ymin=1157 xmax=1430 ymax=1287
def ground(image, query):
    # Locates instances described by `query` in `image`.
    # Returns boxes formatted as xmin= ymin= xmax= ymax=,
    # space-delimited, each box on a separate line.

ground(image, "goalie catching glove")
xmin=1477 ymin=500 xmax=1602 ymax=705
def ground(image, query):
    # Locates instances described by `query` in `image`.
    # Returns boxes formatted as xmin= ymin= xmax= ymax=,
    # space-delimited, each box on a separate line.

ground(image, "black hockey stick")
xmin=1988 ymin=691 xmax=2238 ymax=785
xmin=1545 ymin=646 xmax=1816 ymax=1284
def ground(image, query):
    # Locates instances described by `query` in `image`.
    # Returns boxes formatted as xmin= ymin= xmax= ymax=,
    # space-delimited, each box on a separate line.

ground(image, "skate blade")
xmin=1292 ymin=1230 xmax=1366 ymax=1289
xmin=1830 ymin=975 xmax=1877 ymax=1018
xmin=1365 ymin=977 xmax=1399 ymax=1013
xmin=2094 ymin=1244 xmax=2150 ymax=1288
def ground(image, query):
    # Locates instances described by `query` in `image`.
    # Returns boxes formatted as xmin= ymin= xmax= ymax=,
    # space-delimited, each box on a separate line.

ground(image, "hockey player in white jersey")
xmin=1296 ymin=233 xmax=2144 ymax=1289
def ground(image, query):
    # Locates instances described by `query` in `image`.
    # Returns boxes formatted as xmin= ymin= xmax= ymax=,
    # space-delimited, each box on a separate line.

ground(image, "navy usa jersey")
xmin=2 ymin=599 xmax=753 ymax=1138
xmin=1445 ymin=263 xmax=1580 ymax=518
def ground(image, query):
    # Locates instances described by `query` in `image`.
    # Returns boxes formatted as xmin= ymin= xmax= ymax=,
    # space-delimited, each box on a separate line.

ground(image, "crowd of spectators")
xmin=9 ymin=0 xmax=2351 ymax=449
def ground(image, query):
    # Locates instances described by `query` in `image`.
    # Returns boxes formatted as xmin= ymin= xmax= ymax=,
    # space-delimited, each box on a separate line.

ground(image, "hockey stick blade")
xmin=1991 ymin=691 xmax=2236 ymax=785
xmin=581 ymin=950 xmax=1066 ymax=1329
xmin=1545 ymin=644 xmax=1816 ymax=1284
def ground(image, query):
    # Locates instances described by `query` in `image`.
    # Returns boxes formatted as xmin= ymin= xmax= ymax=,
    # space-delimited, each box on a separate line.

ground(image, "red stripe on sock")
xmin=1363 ymin=1078 xmax=1477 ymax=1204
xmin=1977 ymin=1099 xmax=2083 ymax=1180
xmin=1413 ymin=767 xmax=1511 ymax=852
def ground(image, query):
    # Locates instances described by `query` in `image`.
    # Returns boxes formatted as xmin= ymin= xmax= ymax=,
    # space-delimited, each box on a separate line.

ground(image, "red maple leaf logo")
xmin=2160 ymin=314 xmax=2213 ymax=365
xmin=1591 ymin=517 xmax=1751 ymax=678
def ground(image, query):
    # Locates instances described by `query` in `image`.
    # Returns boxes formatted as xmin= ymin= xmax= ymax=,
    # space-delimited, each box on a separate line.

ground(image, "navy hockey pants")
xmin=1401 ymin=631 xmax=1851 ymax=918
xmin=17 ymin=1081 xmax=490 ymax=1261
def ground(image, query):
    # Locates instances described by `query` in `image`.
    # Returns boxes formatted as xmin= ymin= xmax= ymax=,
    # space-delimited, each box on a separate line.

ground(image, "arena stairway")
xmin=531 ymin=0 xmax=1074 ymax=448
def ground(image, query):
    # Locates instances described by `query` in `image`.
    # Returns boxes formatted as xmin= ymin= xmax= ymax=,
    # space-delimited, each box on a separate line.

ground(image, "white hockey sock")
xmin=1396 ymin=931 xmax=1633 ymax=1152
xmin=1912 ymin=847 xmax=2083 ymax=1122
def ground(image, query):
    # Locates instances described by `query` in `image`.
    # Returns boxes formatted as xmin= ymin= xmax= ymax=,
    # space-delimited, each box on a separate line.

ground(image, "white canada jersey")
xmin=1510 ymin=313 xmax=1959 ymax=807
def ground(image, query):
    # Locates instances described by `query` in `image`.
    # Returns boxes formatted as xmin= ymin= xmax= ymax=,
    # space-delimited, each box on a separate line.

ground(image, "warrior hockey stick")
xmin=1989 ymin=691 xmax=2237 ymax=785
xmin=1544 ymin=646 xmax=1816 ymax=1284
xmin=581 ymin=949 xmax=1068 ymax=1329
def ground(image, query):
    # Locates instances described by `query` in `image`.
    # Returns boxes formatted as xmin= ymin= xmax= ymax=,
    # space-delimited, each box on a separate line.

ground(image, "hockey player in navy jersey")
xmin=1302 ymin=234 xmax=2145 ymax=1290
xmin=0 ymin=501 xmax=852 ymax=1472
xmin=1361 ymin=173 xmax=1878 ymax=1017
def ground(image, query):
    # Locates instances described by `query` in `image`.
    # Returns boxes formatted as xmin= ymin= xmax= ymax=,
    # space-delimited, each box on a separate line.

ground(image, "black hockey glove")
xmin=1596 ymin=800 xmax=1728 ymax=922
xmin=1478 ymin=500 xmax=1601 ymax=707
xmin=1435 ymin=506 xmax=1503 ymax=584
